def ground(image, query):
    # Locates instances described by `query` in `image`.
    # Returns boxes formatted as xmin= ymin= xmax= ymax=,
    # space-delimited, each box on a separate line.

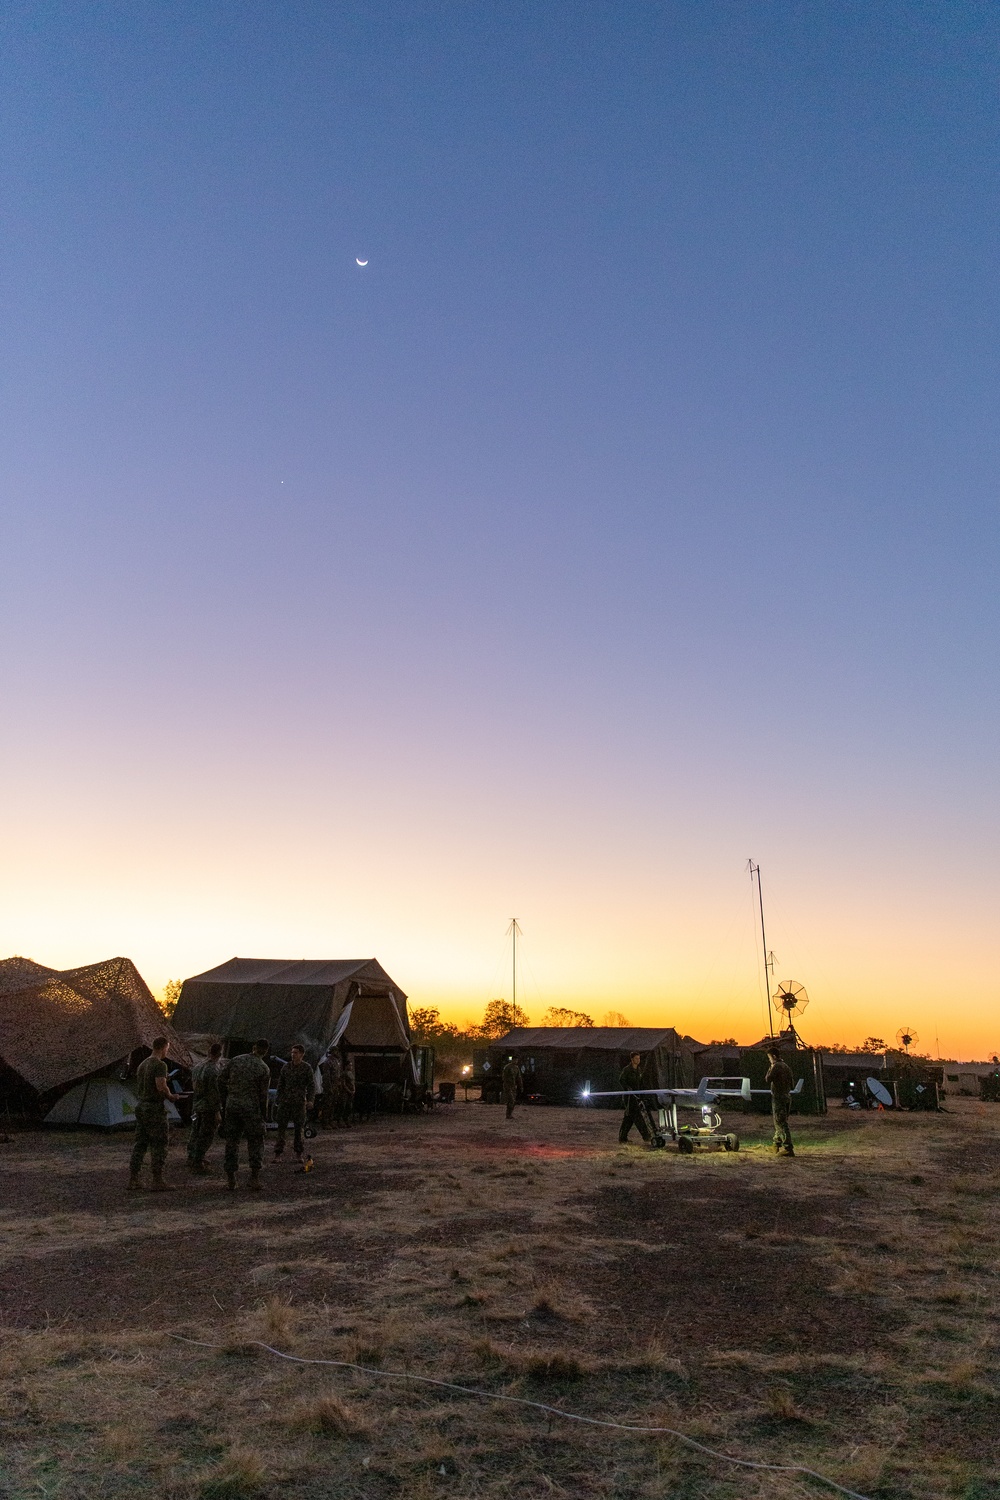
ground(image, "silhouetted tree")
xmin=542 ymin=1006 xmax=594 ymax=1027
xmin=409 ymin=1006 xmax=461 ymax=1043
xmin=159 ymin=979 xmax=182 ymax=1018
xmin=476 ymin=999 xmax=529 ymax=1038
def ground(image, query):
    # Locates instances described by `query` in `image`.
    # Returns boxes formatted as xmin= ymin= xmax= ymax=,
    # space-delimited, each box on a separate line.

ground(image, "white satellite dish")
xmin=867 ymin=1077 xmax=893 ymax=1108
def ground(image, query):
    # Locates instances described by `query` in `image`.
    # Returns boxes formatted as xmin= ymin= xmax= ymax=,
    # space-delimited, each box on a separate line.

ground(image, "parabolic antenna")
xmin=867 ymin=1077 xmax=893 ymax=1108
xmin=895 ymin=1026 xmax=919 ymax=1054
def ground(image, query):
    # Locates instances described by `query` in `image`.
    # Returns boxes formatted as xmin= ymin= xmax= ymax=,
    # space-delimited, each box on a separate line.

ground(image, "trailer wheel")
xmin=304 ymin=1126 xmax=317 ymax=1139
xmin=678 ymin=1136 xmax=695 ymax=1155
xmin=724 ymin=1133 xmax=739 ymax=1152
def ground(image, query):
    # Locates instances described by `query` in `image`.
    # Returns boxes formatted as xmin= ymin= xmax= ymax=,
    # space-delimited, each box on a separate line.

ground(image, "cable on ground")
xmin=169 ymin=1333 xmax=872 ymax=1499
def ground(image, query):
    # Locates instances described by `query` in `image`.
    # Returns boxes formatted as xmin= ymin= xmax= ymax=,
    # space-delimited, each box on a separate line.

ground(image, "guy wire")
xmin=169 ymin=1334 xmax=872 ymax=1500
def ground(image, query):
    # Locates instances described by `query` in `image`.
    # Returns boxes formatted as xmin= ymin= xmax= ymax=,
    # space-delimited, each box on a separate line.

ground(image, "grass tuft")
xmin=286 ymin=1394 xmax=370 ymax=1439
xmin=197 ymin=1447 xmax=269 ymax=1499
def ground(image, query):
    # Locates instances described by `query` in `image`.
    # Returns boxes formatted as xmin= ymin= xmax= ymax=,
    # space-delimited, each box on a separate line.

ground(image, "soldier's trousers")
xmin=502 ymin=1086 xmax=518 ymax=1119
xmin=772 ymin=1098 xmax=794 ymax=1153
xmin=223 ymin=1102 xmax=265 ymax=1176
xmin=187 ymin=1107 xmax=219 ymax=1166
xmin=335 ymin=1086 xmax=354 ymax=1126
xmin=619 ymin=1100 xmax=651 ymax=1144
xmin=130 ymin=1102 xmax=169 ymax=1175
xmin=274 ymin=1101 xmax=307 ymax=1155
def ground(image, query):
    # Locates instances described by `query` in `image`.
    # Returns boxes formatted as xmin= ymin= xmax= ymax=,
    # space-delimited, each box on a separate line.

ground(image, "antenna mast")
xmin=748 ymin=862 xmax=776 ymax=1038
xmin=507 ymin=917 xmax=521 ymax=1024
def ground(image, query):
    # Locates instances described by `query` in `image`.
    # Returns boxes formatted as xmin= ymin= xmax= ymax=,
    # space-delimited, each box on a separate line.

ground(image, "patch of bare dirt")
xmin=581 ymin=1174 xmax=904 ymax=1354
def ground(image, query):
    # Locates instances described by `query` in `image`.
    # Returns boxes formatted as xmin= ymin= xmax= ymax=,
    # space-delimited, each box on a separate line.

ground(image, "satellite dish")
xmin=867 ymin=1077 xmax=893 ymax=1108
xmin=774 ymin=981 xmax=809 ymax=1018
xmin=773 ymin=981 xmax=809 ymax=1042
xmin=895 ymin=1026 xmax=919 ymax=1054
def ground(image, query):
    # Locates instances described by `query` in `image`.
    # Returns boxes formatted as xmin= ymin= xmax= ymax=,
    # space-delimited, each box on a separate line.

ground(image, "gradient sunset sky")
xmin=2 ymin=3 xmax=997 ymax=1056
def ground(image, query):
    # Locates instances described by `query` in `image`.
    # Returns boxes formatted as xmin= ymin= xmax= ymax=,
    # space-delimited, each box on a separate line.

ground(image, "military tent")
xmin=172 ymin=957 xmax=410 ymax=1064
xmin=481 ymin=1026 xmax=699 ymax=1105
xmin=0 ymin=955 xmax=191 ymax=1119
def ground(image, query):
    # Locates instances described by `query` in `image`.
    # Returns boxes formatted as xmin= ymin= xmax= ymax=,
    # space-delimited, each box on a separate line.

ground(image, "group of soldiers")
xmin=128 ymin=1036 xmax=357 ymax=1192
xmin=501 ymin=1044 xmax=798 ymax=1156
xmin=130 ymin=1034 xmax=799 ymax=1188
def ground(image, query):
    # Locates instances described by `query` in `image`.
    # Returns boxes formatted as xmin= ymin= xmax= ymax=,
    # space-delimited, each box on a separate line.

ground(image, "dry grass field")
xmin=1 ymin=1097 xmax=998 ymax=1500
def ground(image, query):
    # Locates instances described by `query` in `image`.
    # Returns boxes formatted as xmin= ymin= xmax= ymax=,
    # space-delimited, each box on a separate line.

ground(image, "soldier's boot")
xmin=248 ymin=1171 xmax=263 ymax=1192
xmin=127 ymin=1173 xmax=142 ymax=1191
xmin=781 ymin=1148 xmax=795 ymax=1157
xmin=226 ymin=1172 xmax=237 ymax=1191
xmin=149 ymin=1170 xmax=175 ymax=1192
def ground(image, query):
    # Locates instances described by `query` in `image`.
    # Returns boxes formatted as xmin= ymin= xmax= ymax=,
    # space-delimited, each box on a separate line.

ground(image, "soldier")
xmin=501 ymin=1055 xmax=521 ymax=1119
xmin=618 ymin=1051 xmax=651 ymax=1145
xmin=335 ymin=1057 xmax=356 ymax=1127
xmin=319 ymin=1049 xmax=342 ymax=1128
xmin=128 ymin=1036 xmax=183 ymax=1191
xmin=766 ymin=1043 xmax=795 ymax=1157
xmin=274 ymin=1043 xmax=316 ymax=1161
xmin=187 ymin=1042 xmax=223 ymax=1174
xmin=221 ymin=1039 xmax=271 ymax=1190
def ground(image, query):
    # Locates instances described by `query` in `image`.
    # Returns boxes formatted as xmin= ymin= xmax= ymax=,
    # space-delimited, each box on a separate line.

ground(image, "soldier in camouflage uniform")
xmin=618 ymin=1051 xmax=652 ymax=1145
xmin=766 ymin=1044 xmax=795 ymax=1157
xmin=187 ymin=1041 xmax=223 ymax=1174
xmin=319 ymin=1050 xmax=342 ymax=1128
xmin=335 ymin=1058 xmax=356 ymax=1127
xmin=128 ymin=1037 xmax=183 ymax=1191
xmin=274 ymin=1044 xmax=316 ymax=1161
xmin=220 ymin=1039 xmax=272 ymax=1190
xmin=501 ymin=1056 xmax=521 ymax=1119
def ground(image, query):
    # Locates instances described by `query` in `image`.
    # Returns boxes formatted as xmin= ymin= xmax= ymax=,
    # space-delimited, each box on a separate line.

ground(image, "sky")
xmin=1 ymin=1 xmax=997 ymax=1057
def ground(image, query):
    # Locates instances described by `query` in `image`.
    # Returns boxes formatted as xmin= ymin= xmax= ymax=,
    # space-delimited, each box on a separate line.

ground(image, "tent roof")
xmin=172 ymin=957 xmax=409 ymax=1057
xmin=184 ymin=957 xmax=389 ymax=989
xmin=0 ymin=957 xmax=57 ymax=994
xmin=0 ymin=955 xmax=191 ymax=1093
xmin=494 ymin=1026 xmax=691 ymax=1051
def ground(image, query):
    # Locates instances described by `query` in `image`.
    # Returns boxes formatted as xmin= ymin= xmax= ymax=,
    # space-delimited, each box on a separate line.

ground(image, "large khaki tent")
xmin=0 ymin=956 xmax=191 ymax=1118
xmin=172 ymin=957 xmax=410 ymax=1064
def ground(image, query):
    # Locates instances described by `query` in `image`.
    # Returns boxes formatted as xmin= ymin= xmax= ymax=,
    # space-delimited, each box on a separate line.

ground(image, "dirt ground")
xmin=1 ymin=1097 xmax=998 ymax=1499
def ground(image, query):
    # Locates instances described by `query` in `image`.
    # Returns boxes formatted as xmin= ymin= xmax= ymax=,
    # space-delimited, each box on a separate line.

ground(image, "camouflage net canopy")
xmin=0 ymin=956 xmax=191 ymax=1095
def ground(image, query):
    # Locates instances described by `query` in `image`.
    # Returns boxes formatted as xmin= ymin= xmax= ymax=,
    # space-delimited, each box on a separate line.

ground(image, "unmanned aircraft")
xmin=581 ymin=1074 xmax=803 ymax=1153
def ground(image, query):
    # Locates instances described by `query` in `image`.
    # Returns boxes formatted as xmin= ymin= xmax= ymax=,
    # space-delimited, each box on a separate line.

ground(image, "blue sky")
xmin=2 ymin=2 xmax=997 ymax=1051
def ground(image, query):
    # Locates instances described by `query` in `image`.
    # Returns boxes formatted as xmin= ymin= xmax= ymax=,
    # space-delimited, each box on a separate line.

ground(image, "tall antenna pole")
xmin=748 ymin=862 xmax=775 ymax=1038
xmin=507 ymin=917 xmax=521 ymax=1024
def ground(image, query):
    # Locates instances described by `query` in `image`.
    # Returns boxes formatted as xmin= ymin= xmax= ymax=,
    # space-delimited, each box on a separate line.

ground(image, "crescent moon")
xmin=356 ymin=258 xmax=368 ymax=266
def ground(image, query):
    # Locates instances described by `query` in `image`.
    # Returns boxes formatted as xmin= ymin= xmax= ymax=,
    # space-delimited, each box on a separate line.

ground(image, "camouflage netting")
xmin=0 ymin=955 xmax=191 ymax=1094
